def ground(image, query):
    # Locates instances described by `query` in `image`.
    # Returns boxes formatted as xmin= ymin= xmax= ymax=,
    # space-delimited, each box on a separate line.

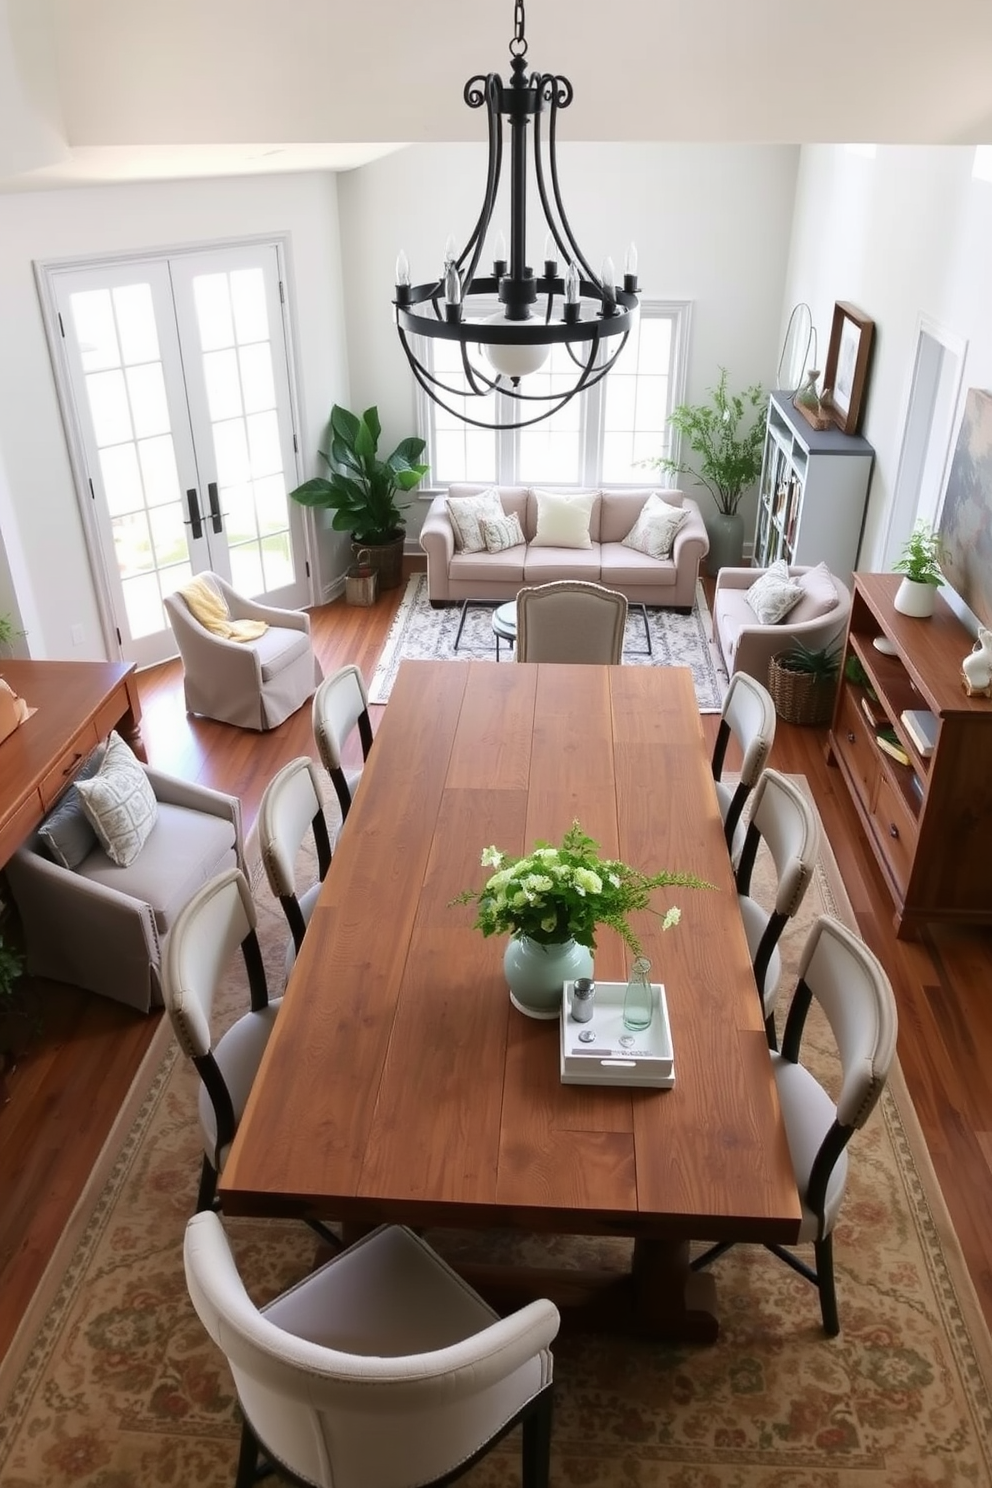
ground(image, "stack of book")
xmin=900 ymin=708 xmax=939 ymax=758
xmin=875 ymin=727 xmax=911 ymax=766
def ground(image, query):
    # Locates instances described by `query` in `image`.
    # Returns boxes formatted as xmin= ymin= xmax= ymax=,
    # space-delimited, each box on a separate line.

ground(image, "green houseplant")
xmin=644 ymin=368 xmax=766 ymax=574
xmin=289 ymin=405 xmax=429 ymax=591
xmin=892 ymin=521 xmax=944 ymax=618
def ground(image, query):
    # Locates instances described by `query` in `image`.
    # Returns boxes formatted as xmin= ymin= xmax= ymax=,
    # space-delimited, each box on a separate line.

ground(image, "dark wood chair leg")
xmin=814 ymin=1234 xmax=840 ymax=1336
xmin=521 ymin=1386 xmax=554 ymax=1488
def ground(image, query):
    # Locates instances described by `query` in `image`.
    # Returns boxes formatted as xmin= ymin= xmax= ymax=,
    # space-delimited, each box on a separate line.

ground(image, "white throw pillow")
xmin=530 ymin=490 xmax=595 ymax=549
xmin=621 ymin=494 xmax=687 ymax=559
xmin=76 ymin=731 xmax=158 ymax=867
xmin=481 ymin=512 xmax=526 ymax=553
xmin=446 ymin=489 xmax=505 ymax=553
xmin=789 ymin=561 xmax=838 ymax=624
xmin=746 ymin=559 xmax=804 ymax=625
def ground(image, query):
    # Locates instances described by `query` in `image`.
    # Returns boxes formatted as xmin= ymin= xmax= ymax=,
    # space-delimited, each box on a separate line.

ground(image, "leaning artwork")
xmin=938 ymin=387 xmax=992 ymax=630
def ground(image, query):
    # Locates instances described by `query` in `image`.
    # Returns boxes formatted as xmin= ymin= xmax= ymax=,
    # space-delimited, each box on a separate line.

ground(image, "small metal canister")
xmin=345 ymin=548 xmax=378 ymax=607
xmin=570 ymin=977 xmax=596 ymax=1023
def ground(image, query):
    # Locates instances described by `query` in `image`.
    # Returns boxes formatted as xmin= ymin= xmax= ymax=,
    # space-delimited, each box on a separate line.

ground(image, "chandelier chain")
xmin=510 ymin=1 xmax=528 ymax=56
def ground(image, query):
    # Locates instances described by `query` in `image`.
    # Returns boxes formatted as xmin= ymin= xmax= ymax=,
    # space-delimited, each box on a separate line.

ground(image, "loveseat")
xmin=419 ymin=485 xmax=709 ymax=611
xmin=712 ymin=563 xmax=853 ymax=681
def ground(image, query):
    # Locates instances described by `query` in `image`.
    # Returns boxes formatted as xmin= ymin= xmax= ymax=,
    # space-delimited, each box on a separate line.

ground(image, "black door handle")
xmin=207 ymin=481 xmax=223 ymax=535
xmin=186 ymin=488 xmax=203 ymax=540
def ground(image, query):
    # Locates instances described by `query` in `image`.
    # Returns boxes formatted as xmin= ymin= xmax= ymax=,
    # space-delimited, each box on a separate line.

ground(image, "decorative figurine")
xmin=961 ymin=625 xmax=992 ymax=697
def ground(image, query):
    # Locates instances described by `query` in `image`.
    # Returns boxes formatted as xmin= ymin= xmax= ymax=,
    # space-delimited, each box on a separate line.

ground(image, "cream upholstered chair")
xmin=257 ymin=756 xmax=333 ymax=978
xmin=516 ymin=580 xmax=627 ymax=664
xmin=6 ymin=760 xmax=242 ymax=1014
xmin=312 ymin=665 xmax=374 ymax=822
xmin=711 ymin=672 xmax=776 ymax=862
xmin=692 ymin=914 xmax=898 ymax=1335
xmin=734 ymin=768 xmax=819 ymax=1048
xmin=712 ymin=564 xmax=852 ymax=683
xmin=164 ymin=572 xmax=322 ymax=731
xmin=184 ymin=1210 xmax=560 ymax=1488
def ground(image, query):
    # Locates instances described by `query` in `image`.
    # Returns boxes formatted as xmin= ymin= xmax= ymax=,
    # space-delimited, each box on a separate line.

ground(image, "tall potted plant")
xmin=645 ymin=368 xmax=766 ymax=574
xmin=289 ymin=405 xmax=429 ymax=591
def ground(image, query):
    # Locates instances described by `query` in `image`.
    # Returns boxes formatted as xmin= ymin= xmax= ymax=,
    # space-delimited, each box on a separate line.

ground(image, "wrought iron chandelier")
xmin=393 ymin=1 xmax=638 ymax=430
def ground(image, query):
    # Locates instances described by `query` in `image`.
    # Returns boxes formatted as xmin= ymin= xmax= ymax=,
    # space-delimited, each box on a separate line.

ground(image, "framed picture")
xmin=821 ymin=302 xmax=875 ymax=435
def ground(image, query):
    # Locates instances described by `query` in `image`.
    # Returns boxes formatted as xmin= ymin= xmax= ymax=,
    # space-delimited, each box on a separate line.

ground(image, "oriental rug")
xmin=367 ymin=576 xmax=728 ymax=710
xmin=1 ymin=784 xmax=991 ymax=1487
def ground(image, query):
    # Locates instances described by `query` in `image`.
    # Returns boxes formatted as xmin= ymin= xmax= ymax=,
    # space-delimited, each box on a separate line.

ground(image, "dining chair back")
xmin=692 ymin=914 xmax=897 ymax=1335
xmin=184 ymin=1210 xmax=561 ymax=1488
xmin=516 ymin=580 xmax=627 ymax=664
xmin=257 ymin=756 xmax=332 ymax=976
xmin=312 ymin=664 xmax=374 ymax=821
xmin=711 ymin=671 xmax=776 ymax=861
xmin=734 ymin=767 xmax=819 ymax=1046
xmin=163 ymin=865 xmax=277 ymax=1211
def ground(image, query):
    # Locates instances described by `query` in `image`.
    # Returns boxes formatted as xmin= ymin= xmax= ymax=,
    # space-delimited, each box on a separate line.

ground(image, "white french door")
xmin=47 ymin=242 xmax=312 ymax=668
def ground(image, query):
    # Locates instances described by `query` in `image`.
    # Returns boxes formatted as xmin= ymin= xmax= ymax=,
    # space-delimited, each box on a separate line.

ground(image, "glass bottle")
xmin=622 ymin=957 xmax=653 ymax=1032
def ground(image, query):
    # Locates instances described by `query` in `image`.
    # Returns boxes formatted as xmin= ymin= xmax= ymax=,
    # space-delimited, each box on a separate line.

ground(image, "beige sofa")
xmin=419 ymin=485 xmax=709 ymax=612
xmin=712 ymin=564 xmax=853 ymax=681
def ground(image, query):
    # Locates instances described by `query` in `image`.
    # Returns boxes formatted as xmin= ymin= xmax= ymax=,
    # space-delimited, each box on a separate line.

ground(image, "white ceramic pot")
xmin=893 ymin=577 xmax=936 ymax=618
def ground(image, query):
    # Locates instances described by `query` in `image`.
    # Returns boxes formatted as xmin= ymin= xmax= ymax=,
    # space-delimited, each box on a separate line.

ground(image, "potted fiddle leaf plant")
xmin=289 ymin=405 xmax=429 ymax=591
xmin=892 ymin=521 xmax=944 ymax=618
xmin=644 ymin=368 xmax=766 ymax=575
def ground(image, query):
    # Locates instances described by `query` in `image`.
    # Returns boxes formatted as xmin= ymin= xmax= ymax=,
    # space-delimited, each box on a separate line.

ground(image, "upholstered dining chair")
xmin=184 ymin=1210 xmax=560 ymax=1488
xmin=312 ymin=665 xmax=374 ymax=822
xmin=692 ymin=913 xmax=898 ymax=1335
xmin=711 ymin=671 xmax=777 ymax=863
xmin=516 ymin=580 xmax=628 ymax=664
xmin=734 ymin=767 xmax=819 ymax=1049
xmin=164 ymin=572 xmax=322 ymax=731
xmin=257 ymin=755 xmax=333 ymax=978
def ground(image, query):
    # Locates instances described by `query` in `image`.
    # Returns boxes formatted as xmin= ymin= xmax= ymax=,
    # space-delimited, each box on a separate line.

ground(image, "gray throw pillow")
xmin=37 ymin=744 xmax=108 ymax=869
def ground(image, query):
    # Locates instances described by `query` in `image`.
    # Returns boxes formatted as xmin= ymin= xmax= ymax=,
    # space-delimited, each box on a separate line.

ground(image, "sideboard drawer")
xmin=871 ymin=770 xmax=918 ymax=897
xmin=38 ymin=722 xmax=100 ymax=809
xmin=833 ymin=686 xmax=877 ymax=809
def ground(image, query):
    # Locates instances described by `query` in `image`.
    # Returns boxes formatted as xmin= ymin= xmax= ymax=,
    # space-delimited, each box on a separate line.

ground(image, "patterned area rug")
xmin=368 ymin=576 xmax=729 ymax=711
xmin=1 ymin=783 xmax=991 ymax=1487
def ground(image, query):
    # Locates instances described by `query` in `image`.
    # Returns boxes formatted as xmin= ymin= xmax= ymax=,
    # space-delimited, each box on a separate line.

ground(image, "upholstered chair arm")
xmin=213 ymin=575 xmax=311 ymax=633
xmin=714 ymin=566 xmax=758 ymax=595
xmin=166 ymin=598 xmax=265 ymax=677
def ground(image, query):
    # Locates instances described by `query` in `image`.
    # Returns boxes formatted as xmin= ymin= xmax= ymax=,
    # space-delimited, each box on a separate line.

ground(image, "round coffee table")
xmin=492 ymin=601 xmax=518 ymax=660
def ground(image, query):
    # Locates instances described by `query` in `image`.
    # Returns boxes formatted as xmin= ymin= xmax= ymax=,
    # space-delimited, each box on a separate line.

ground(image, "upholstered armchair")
xmin=164 ymin=573 xmax=322 ymax=731
xmin=712 ymin=564 xmax=852 ymax=682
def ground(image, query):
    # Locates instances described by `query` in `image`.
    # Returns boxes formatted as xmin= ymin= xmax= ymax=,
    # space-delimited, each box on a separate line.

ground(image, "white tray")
xmin=560 ymin=980 xmax=675 ymax=1087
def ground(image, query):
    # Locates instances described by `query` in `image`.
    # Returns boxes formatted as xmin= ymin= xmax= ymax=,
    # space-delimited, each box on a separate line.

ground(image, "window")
xmin=418 ymin=301 xmax=690 ymax=489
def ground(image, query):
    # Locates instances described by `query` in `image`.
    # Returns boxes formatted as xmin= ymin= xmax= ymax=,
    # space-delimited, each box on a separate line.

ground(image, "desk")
xmin=220 ymin=661 xmax=800 ymax=1340
xmin=0 ymin=660 xmax=143 ymax=869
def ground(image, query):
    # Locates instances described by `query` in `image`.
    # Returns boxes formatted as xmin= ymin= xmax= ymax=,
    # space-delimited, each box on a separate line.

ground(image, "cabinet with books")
xmin=827 ymin=572 xmax=992 ymax=938
xmin=752 ymin=393 xmax=874 ymax=578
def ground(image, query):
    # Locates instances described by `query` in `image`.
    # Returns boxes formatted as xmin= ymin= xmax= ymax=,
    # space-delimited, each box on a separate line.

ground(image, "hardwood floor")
xmin=1 ymin=564 xmax=991 ymax=1366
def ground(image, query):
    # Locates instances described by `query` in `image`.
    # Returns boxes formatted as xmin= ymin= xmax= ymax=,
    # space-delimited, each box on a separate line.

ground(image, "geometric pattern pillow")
xmin=481 ymin=512 xmax=526 ymax=553
xmin=75 ymin=731 xmax=158 ymax=867
xmin=621 ymin=494 xmax=687 ymax=559
xmin=445 ymin=489 xmax=506 ymax=553
xmin=746 ymin=558 xmax=805 ymax=625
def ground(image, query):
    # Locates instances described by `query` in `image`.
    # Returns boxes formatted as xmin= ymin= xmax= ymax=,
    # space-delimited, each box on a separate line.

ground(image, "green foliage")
xmin=644 ymin=368 xmax=766 ymax=516
xmin=893 ymin=521 xmax=944 ymax=587
xmin=289 ymin=405 xmax=429 ymax=545
xmin=451 ymin=819 xmax=711 ymax=956
xmin=0 ymin=613 xmax=23 ymax=648
xmin=778 ymin=641 xmax=842 ymax=680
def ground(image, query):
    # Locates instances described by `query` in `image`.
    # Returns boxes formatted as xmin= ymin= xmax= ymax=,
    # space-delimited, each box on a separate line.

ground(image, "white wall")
xmin=781 ymin=145 xmax=992 ymax=597
xmin=338 ymin=143 xmax=801 ymax=539
xmin=0 ymin=170 xmax=349 ymax=657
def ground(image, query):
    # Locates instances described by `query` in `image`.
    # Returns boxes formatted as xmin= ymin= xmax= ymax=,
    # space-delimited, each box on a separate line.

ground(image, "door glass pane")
xmin=246 ymin=410 xmax=282 ymax=479
xmin=202 ymin=348 xmax=243 ymax=422
xmin=86 ymin=369 xmax=133 ymax=446
xmin=148 ymin=502 xmax=188 ymax=566
xmin=193 ymin=273 xmax=235 ymax=351
xmin=114 ymin=284 xmax=160 ymax=364
xmin=224 ymin=485 xmax=259 ymax=545
xmin=72 ymin=290 xmax=119 ymax=372
xmin=261 ymin=531 xmax=293 ymax=589
xmin=113 ymin=511 xmax=154 ymax=577
xmin=230 ymin=268 xmax=268 ymax=343
xmin=99 ymin=443 xmax=142 ymax=517
xmin=213 ymin=419 xmax=252 ymax=486
xmin=239 ymin=343 xmax=276 ymax=413
xmin=229 ymin=544 xmax=263 ymax=595
xmin=126 ymin=363 xmax=170 ymax=439
xmin=121 ymin=572 xmax=166 ymax=639
xmin=138 ymin=434 xmax=182 ymax=508
xmin=256 ymin=475 xmax=288 ymax=535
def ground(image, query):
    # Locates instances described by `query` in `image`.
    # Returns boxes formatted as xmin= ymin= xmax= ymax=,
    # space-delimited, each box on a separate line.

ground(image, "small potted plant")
xmin=892 ymin=521 xmax=944 ymax=618
xmin=768 ymin=640 xmax=842 ymax=726
xmin=643 ymin=368 xmax=766 ymax=574
xmin=289 ymin=405 xmax=429 ymax=591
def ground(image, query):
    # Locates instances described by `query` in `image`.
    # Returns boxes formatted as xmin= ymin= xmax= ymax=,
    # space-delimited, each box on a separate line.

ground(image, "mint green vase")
xmin=503 ymin=936 xmax=594 ymax=1019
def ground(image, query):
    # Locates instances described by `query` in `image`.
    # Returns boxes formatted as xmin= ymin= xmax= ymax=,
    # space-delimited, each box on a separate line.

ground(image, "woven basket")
xmin=767 ymin=652 xmax=838 ymax=726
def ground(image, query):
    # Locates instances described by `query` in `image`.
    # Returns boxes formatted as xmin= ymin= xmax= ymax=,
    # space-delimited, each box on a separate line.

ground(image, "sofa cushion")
xmin=446 ymin=489 xmax=505 ymax=552
xmin=37 ymin=744 xmax=107 ymax=869
xmin=530 ymin=489 xmax=596 ymax=549
xmin=482 ymin=511 xmax=526 ymax=552
xmin=747 ymin=560 xmax=804 ymax=624
xmin=78 ymin=801 xmax=238 ymax=935
xmin=451 ymin=548 xmax=527 ymax=585
xmin=621 ymin=494 xmax=688 ymax=558
xmin=76 ymin=731 xmax=158 ymax=867
xmin=253 ymin=624 xmax=316 ymax=682
xmin=599 ymin=544 xmax=678 ymax=588
xmin=524 ymin=546 xmax=602 ymax=584
xmin=789 ymin=561 xmax=838 ymax=624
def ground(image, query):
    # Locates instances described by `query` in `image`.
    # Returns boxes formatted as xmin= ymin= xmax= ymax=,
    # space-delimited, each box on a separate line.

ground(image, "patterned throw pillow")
xmin=530 ymin=490 xmax=596 ymax=549
xmin=621 ymin=494 xmax=687 ymax=559
xmin=746 ymin=559 xmax=805 ymax=625
xmin=481 ymin=512 xmax=526 ymax=553
xmin=446 ymin=489 xmax=506 ymax=553
xmin=76 ymin=731 xmax=158 ymax=867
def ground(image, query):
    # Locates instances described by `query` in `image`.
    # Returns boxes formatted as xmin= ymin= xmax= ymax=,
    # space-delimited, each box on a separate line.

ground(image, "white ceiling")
xmin=3 ymin=0 xmax=992 ymax=192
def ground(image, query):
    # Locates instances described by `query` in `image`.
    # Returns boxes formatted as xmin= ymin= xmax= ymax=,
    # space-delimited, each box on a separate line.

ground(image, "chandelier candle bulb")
xmin=493 ymin=229 xmax=508 ymax=276
xmin=624 ymin=242 xmax=639 ymax=293
xmin=544 ymin=230 xmax=558 ymax=275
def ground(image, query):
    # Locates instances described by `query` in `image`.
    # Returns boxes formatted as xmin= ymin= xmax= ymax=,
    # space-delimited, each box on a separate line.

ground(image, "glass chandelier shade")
xmin=393 ymin=1 xmax=639 ymax=431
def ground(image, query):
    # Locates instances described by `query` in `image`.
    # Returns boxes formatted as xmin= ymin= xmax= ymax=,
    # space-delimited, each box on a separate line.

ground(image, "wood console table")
xmin=0 ymin=660 xmax=143 ymax=871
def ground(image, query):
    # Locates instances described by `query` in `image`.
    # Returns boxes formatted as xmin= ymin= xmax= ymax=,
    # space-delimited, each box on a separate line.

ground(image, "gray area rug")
xmin=369 ymin=577 xmax=729 ymax=711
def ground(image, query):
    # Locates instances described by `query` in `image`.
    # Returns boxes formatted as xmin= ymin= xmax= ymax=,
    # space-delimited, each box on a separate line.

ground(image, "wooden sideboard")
xmin=0 ymin=660 xmax=143 ymax=869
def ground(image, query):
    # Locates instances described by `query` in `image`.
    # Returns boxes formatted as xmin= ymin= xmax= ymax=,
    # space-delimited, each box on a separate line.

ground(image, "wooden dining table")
xmin=220 ymin=660 xmax=801 ymax=1342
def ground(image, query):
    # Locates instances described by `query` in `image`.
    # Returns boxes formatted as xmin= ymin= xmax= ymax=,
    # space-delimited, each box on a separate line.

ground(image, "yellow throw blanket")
xmin=178 ymin=576 xmax=268 ymax=642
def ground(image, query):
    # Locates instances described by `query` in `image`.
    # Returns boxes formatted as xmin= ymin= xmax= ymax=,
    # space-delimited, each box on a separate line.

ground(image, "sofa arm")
xmin=419 ymin=496 xmax=455 ymax=603
xmin=714 ymin=566 xmax=759 ymax=595
xmin=144 ymin=769 xmax=245 ymax=870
